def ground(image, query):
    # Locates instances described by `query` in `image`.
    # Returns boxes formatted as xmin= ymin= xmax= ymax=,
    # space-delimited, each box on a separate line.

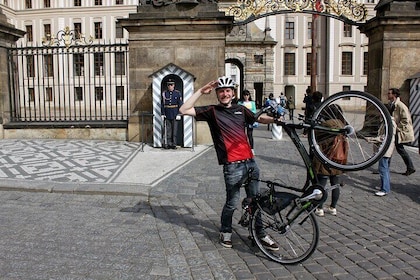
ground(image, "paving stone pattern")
xmin=0 ymin=127 xmax=419 ymax=279
xmin=0 ymin=139 xmax=141 ymax=183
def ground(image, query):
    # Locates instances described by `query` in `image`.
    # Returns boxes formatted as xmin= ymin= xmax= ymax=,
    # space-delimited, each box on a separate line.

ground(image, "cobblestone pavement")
xmin=0 ymin=127 xmax=419 ymax=279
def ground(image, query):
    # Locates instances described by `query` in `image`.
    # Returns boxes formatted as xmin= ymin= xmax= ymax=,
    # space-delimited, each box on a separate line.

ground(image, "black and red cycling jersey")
xmin=195 ymin=104 xmax=256 ymax=165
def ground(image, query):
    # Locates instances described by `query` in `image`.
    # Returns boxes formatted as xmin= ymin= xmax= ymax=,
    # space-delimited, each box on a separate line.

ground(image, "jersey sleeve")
xmin=194 ymin=105 xmax=213 ymax=121
xmin=243 ymin=106 xmax=257 ymax=125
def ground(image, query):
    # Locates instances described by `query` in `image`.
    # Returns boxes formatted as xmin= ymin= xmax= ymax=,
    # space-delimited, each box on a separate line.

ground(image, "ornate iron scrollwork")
xmin=42 ymin=26 xmax=93 ymax=48
xmin=227 ymin=0 xmax=368 ymax=25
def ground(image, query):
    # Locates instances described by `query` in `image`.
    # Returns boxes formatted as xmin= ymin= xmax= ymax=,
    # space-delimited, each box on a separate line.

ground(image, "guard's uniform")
xmin=161 ymin=88 xmax=183 ymax=148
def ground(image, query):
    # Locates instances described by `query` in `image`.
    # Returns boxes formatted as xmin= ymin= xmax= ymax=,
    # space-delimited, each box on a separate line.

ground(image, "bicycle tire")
xmin=250 ymin=206 xmax=319 ymax=264
xmin=310 ymin=91 xmax=393 ymax=171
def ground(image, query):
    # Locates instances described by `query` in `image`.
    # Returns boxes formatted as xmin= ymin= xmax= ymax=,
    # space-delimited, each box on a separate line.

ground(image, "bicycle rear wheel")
xmin=250 ymin=206 xmax=319 ymax=264
xmin=310 ymin=91 xmax=393 ymax=171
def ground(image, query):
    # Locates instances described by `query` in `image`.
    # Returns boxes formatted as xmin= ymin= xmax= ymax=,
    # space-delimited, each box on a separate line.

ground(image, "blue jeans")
xmin=378 ymin=157 xmax=391 ymax=193
xmin=221 ymin=159 xmax=261 ymax=234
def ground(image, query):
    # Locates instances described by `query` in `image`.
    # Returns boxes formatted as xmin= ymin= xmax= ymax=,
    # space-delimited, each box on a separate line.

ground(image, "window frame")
xmin=94 ymin=22 xmax=103 ymax=39
xmin=43 ymin=54 xmax=54 ymax=77
xmin=341 ymin=51 xmax=353 ymax=75
xmin=115 ymin=52 xmax=126 ymax=75
xmin=343 ymin=23 xmax=352 ymax=38
xmin=26 ymin=25 xmax=33 ymax=42
xmin=285 ymin=21 xmax=295 ymax=40
xmin=284 ymin=53 xmax=296 ymax=75
xmin=116 ymin=86 xmax=125 ymax=101
xmin=94 ymin=53 xmax=104 ymax=76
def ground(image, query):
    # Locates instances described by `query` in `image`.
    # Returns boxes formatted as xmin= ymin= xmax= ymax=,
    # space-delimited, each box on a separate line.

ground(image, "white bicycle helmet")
xmin=215 ymin=76 xmax=236 ymax=90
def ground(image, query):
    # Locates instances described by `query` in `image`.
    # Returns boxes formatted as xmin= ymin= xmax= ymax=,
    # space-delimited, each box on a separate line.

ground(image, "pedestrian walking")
xmin=387 ymin=88 xmax=415 ymax=176
xmin=286 ymin=96 xmax=295 ymax=120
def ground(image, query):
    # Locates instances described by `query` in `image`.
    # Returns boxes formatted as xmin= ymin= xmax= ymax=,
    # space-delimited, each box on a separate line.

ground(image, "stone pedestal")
xmin=120 ymin=3 xmax=233 ymax=144
xmin=360 ymin=0 xmax=420 ymax=104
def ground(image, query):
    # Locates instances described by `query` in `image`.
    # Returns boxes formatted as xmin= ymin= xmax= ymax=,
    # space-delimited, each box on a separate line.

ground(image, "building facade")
xmin=0 ymin=0 xmax=377 ymax=140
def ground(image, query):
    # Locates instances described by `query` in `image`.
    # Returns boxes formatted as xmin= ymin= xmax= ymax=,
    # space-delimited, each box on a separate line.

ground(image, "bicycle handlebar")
xmin=257 ymin=106 xmax=348 ymax=135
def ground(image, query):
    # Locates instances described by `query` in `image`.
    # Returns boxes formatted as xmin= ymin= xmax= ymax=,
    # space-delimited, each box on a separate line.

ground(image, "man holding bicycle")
xmin=179 ymin=77 xmax=279 ymax=250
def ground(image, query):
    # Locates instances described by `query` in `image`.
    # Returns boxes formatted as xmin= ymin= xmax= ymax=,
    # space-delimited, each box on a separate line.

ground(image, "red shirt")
xmin=195 ymin=104 xmax=255 ymax=165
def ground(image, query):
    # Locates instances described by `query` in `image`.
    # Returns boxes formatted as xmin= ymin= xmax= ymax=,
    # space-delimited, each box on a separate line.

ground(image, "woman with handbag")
xmin=312 ymin=104 xmax=348 ymax=216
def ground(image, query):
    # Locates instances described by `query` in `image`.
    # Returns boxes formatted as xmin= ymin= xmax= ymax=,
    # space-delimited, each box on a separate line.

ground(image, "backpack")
xmin=326 ymin=134 xmax=348 ymax=164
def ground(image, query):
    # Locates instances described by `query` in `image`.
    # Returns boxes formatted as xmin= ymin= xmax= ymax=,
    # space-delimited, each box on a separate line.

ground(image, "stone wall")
xmin=360 ymin=0 xmax=420 ymax=105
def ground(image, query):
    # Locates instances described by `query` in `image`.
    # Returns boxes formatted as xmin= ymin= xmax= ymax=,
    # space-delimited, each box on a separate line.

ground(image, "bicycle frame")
xmin=244 ymin=91 xmax=392 ymax=264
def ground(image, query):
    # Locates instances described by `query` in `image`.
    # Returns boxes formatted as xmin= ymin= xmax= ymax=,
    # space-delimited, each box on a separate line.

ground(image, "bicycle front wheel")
xmin=250 ymin=206 xmax=319 ymax=264
xmin=310 ymin=91 xmax=393 ymax=171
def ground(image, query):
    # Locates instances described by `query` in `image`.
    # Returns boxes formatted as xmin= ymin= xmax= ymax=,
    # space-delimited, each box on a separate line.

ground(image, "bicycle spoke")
xmin=311 ymin=91 xmax=392 ymax=171
xmin=251 ymin=206 xmax=319 ymax=264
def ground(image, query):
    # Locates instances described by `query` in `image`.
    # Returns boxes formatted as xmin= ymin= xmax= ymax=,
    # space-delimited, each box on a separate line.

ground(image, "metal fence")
xmin=7 ymin=42 xmax=129 ymax=124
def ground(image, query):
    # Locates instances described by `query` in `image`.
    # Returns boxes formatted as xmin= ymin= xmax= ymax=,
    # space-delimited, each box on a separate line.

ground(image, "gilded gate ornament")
xmin=227 ymin=0 xmax=367 ymax=25
xmin=42 ymin=26 xmax=93 ymax=48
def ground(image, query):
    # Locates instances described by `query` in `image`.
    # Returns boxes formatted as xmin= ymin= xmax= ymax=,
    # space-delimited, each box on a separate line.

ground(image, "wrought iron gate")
xmin=7 ymin=42 xmax=129 ymax=126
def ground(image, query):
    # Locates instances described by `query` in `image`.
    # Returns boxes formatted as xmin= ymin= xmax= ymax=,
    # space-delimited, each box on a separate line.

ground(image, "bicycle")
xmin=237 ymin=91 xmax=393 ymax=264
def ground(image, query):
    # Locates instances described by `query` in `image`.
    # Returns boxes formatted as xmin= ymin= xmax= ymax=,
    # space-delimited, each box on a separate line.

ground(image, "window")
xmin=306 ymin=53 xmax=312 ymax=76
xmin=43 ymin=54 xmax=54 ymax=77
xmin=25 ymin=0 xmax=32 ymax=8
xmin=344 ymin=23 xmax=352 ymax=37
xmin=95 ymin=0 xmax=103 ymax=5
xmin=74 ymin=0 xmax=81 ymax=6
xmin=27 ymin=55 xmax=35 ymax=77
xmin=74 ymin=87 xmax=83 ymax=101
xmin=254 ymin=54 xmax=263 ymax=64
xmin=116 ymin=86 xmax=125 ymax=101
xmin=4 ymin=0 xmax=8 ymax=6
xmin=115 ymin=52 xmax=125 ymax=75
xmin=342 ymin=52 xmax=353 ymax=75
xmin=367 ymin=0 xmax=375 ymax=3
xmin=363 ymin=52 xmax=368 ymax=75
xmin=95 ymin=87 xmax=104 ymax=101
xmin=284 ymin=53 xmax=296 ymax=75
xmin=74 ymin=22 xmax=82 ymax=39
xmin=73 ymin=54 xmax=84 ymax=76
xmin=44 ymin=0 xmax=50 ymax=7
xmin=28 ymin=88 xmax=35 ymax=102
xmin=116 ymin=0 xmax=124 ymax=4
xmin=94 ymin=22 xmax=103 ymax=39
xmin=44 ymin=24 xmax=51 ymax=39
xmin=45 ymin=87 xmax=53 ymax=102
xmin=285 ymin=21 xmax=294 ymax=40
xmin=94 ymin=53 xmax=104 ymax=76
xmin=342 ymin=85 xmax=351 ymax=91
xmin=26 ymin=25 xmax=33 ymax=42
xmin=307 ymin=21 xmax=312 ymax=39
xmin=116 ymin=21 xmax=123 ymax=38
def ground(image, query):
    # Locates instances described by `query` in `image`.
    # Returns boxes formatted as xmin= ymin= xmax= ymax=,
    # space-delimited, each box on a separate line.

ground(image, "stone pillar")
xmin=0 ymin=10 xmax=25 ymax=139
xmin=120 ymin=3 xmax=233 ymax=144
xmin=360 ymin=0 xmax=420 ymax=104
